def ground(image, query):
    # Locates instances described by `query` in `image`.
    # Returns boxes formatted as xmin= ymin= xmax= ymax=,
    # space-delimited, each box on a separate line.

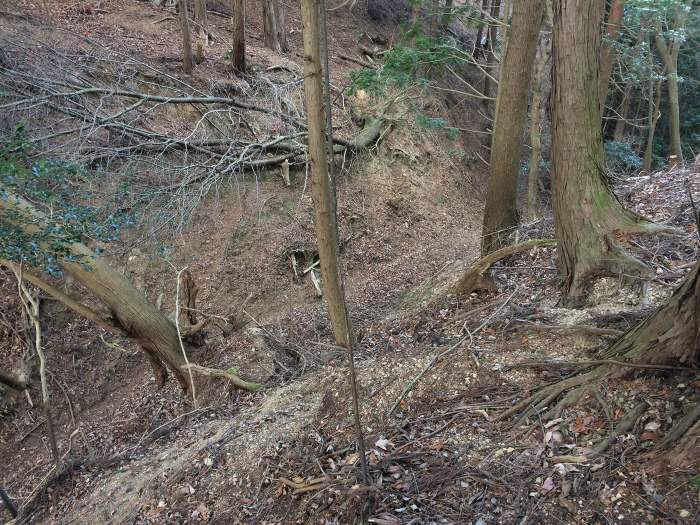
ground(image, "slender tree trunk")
xmin=665 ymin=61 xmax=682 ymax=164
xmin=643 ymin=74 xmax=663 ymax=173
xmin=474 ymin=0 xmax=489 ymax=58
xmin=598 ymin=0 xmax=625 ymax=110
xmin=0 ymin=189 xmax=189 ymax=389
xmin=262 ymin=0 xmax=288 ymax=53
xmin=483 ymin=0 xmax=501 ymax=103
xmin=300 ymin=0 xmax=368 ymax=484
xmin=551 ymin=0 xmax=666 ymax=305
xmin=527 ymin=28 xmax=552 ymax=221
xmin=231 ymin=0 xmax=246 ymax=74
xmin=612 ymin=82 xmax=632 ymax=142
xmin=441 ymin=0 xmax=453 ymax=29
xmin=178 ymin=0 xmax=193 ymax=74
xmin=481 ymin=0 xmax=545 ymax=254
xmin=193 ymin=0 xmax=208 ymax=64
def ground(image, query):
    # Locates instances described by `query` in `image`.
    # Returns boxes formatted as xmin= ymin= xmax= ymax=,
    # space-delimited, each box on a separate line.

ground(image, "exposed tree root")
xmin=183 ymin=363 xmax=262 ymax=392
xmin=550 ymin=401 xmax=648 ymax=463
xmin=455 ymin=239 xmax=556 ymax=296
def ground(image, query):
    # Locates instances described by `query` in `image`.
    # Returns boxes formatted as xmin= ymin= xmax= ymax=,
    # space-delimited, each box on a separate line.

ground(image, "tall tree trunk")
xmin=654 ymin=0 xmax=691 ymax=163
xmin=598 ymin=0 xmax=625 ymax=110
xmin=300 ymin=0 xmax=368 ymax=484
xmin=481 ymin=0 xmax=545 ymax=254
xmin=665 ymin=60 xmax=682 ymax=164
xmin=474 ymin=0 xmax=489 ymax=58
xmin=483 ymin=0 xmax=501 ymax=103
xmin=612 ymin=82 xmax=632 ymax=142
xmin=0 ymin=189 xmax=188 ymax=389
xmin=178 ymin=0 xmax=193 ymax=74
xmin=527 ymin=27 xmax=552 ymax=221
xmin=643 ymin=73 xmax=663 ymax=173
xmin=193 ymin=0 xmax=208 ymax=64
xmin=441 ymin=0 xmax=453 ymax=29
xmin=551 ymin=0 xmax=666 ymax=305
xmin=262 ymin=0 xmax=288 ymax=53
xmin=231 ymin=0 xmax=246 ymax=74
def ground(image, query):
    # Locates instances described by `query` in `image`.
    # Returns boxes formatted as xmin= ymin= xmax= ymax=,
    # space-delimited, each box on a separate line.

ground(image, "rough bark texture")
xmin=527 ymin=28 xmax=551 ymax=220
xmin=643 ymin=74 xmax=663 ymax=173
xmin=231 ymin=0 xmax=246 ymax=74
xmin=177 ymin=0 xmax=193 ymax=74
xmin=0 ymin=189 xmax=188 ymax=389
xmin=552 ymin=0 xmax=662 ymax=305
xmin=481 ymin=0 xmax=544 ymax=254
xmin=262 ymin=0 xmax=288 ymax=53
xmin=193 ymin=0 xmax=208 ymax=64
xmin=598 ymin=0 xmax=625 ymax=110
xmin=600 ymin=261 xmax=699 ymax=367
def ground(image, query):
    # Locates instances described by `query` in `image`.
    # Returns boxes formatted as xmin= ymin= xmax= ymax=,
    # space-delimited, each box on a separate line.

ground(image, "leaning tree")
xmin=0 ymin=149 xmax=260 ymax=397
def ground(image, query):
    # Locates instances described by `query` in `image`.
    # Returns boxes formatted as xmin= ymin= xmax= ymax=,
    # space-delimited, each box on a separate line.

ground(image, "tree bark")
xmin=598 ymin=0 xmax=625 ymax=110
xmin=643 ymin=73 xmax=663 ymax=173
xmin=600 ymin=261 xmax=699 ymax=367
xmin=527 ymin=26 xmax=552 ymax=221
xmin=483 ymin=0 xmax=502 ymax=103
xmin=300 ymin=0 xmax=368 ymax=484
xmin=177 ymin=0 xmax=193 ymax=74
xmin=0 ymin=189 xmax=189 ymax=389
xmin=612 ymin=82 xmax=632 ymax=142
xmin=193 ymin=0 xmax=208 ymax=64
xmin=551 ymin=0 xmax=665 ymax=305
xmin=481 ymin=0 xmax=545 ymax=254
xmin=262 ymin=0 xmax=288 ymax=53
xmin=231 ymin=0 xmax=246 ymax=74
xmin=654 ymin=0 xmax=691 ymax=163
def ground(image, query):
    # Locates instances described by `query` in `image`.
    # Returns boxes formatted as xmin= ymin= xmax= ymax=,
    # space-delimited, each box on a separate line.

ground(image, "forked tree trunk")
xmin=551 ymin=0 xmax=667 ymax=305
xmin=654 ymin=0 xmax=691 ymax=163
xmin=481 ymin=0 xmax=545 ymax=254
xmin=598 ymin=0 xmax=625 ymax=110
xmin=177 ymin=0 xmax=193 ymax=74
xmin=527 ymin=25 xmax=552 ymax=221
xmin=231 ymin=0 xmax=246 ymax=74
xmin=193 ymin=0 xmax=208 ymax=64
xmin=0 ymin=189 xmax=188 ymax=389
xmin=262 ymin=0 xmax=288 ymax=53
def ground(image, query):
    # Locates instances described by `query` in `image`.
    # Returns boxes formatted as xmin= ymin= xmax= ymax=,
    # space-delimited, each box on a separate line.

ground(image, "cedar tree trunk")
xmin=263 ymin=0 xmax=288 ymax=53
xmin=178 ymin=0 xmax=193 ymax=74
xmin=0 ymin=189 xmax=188 ymax=389
xmin=231 ymin=0 xmax=246 ymax=74
xmin=552 ymin=0 xmax=668 ymax=305
xmin=481 ymin=0 xmax=545 ymax=254
xmin=598 ymin=0 xmax=625 ymax=110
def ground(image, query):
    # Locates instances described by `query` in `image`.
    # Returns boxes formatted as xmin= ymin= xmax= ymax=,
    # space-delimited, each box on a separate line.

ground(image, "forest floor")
xmin=0 ymin=1 xmax=699 ymax=524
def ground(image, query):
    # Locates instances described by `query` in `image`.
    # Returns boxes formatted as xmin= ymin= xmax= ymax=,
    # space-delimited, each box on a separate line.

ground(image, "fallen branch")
xmin=0 ymin=371 xmax=27 ymax=391
xmin=507 ymin=359 xmax=699 ymax=372
xmin=455 ymin=239 xmax=556 ymax=296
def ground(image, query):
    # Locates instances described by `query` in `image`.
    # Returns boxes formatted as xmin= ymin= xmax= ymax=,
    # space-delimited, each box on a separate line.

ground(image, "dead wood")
xmin=0 ymin=371 xmax=27 ymax=391
xmin=455 ymin=239 xmax=556 ymax=296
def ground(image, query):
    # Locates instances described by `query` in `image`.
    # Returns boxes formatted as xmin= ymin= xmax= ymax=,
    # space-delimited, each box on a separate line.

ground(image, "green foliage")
xmin=604 ymin=140 xmax=643 ymax=177
xmin=0 ymin=125 xmax=133 ymax=275
xmin=690 ymin=474 xmax=700 ymax=489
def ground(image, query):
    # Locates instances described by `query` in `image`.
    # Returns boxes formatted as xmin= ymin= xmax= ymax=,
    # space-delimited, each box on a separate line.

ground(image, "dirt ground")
xmin=1 ymin=1 xmax=699 ymax=524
